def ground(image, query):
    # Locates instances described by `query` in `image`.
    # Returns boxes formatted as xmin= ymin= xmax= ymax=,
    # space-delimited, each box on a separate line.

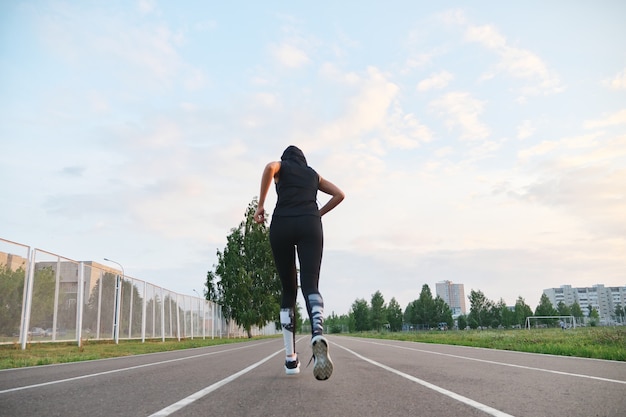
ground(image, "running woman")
xmin=254 ymin=145 xmax=345 ymax=380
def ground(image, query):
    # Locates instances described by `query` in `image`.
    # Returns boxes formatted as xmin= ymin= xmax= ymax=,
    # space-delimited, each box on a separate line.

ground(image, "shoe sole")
xmin=312 ymin=336 xmax=333 ymax=381
xmin=285 ymin=365 xmax=300 ymax=375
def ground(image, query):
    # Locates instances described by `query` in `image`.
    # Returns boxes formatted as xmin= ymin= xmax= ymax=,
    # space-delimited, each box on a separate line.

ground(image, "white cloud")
xmin=465 ymin=24 xmax=506 ymax=49
xmin=137 ymin=0 xmax=156 ymax=14
xmin=516 ymin=120 xmax=534 ymax=139
xmin=513 ymin=132 xmax=626 ymax=238
xmin=465 ymin=24 xmax=563 ymax=96
xmin=583 ymin=109 xmax=626 ymax=129
xmin=429 ymin=92 xmax=489 ymax=140
xmin=417 ymin=71 xmax=454 ymax=91
xmin=270 ymin=42 xmax=310 ymax=68
xmin=307 ymin=67 xmax=399 ymax=149
xmin=605 ymin=69 xmax=626 ymax=90
xmin=517 ymin=133 xmax=601 ymax=162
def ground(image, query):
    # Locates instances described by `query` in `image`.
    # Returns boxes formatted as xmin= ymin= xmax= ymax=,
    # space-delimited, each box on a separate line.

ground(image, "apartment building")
xmin=435 ymin=280 xmax=467 ymax=316
xmin=543 ymin=284 xmax=626 ymax=323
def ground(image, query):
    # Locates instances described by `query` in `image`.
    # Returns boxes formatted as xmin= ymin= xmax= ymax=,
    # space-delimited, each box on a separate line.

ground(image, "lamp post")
xmin=104 ymin=258 xmax=124 ymax=344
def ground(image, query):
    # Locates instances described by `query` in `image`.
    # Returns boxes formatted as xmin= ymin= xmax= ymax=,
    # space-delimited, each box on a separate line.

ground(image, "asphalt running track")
xmin=1 ymin=336 xmax=624 ymax=417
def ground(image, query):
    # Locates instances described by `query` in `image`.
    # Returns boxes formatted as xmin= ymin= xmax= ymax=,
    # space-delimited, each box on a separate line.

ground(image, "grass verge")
xmin=1 ymin=327 xmax=624 ymax=370
xmin=0 ymin=337 xmax=270 ymax=370
xmin=347 ymin=327 xmax=626 ymax=361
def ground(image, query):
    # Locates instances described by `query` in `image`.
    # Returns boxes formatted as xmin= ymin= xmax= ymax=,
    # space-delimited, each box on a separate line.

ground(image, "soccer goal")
xmin=525 ymin=316 xmax=576 ymax=330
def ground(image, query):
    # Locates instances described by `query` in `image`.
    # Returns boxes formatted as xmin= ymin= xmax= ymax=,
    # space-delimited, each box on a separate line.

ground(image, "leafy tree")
xmin=535 ymin=293 xmax=557 ymax=316
xmin=513 ymin=296 xmax=533 ymax=327
xmin=30 ymin=267 xmax=57 ymax=329
xmin=557 ymin=301 xmax=571 ymax=316
xmin=205 ymin=199 xmax=281 ymax=338
xmin=614 ymin=304 xmax=625 ymax=324
xmin=386 ymin=297 xmax=403 ymax=332
xmin=326 ymin=311 xmax=351 ymax=333
xmin=411 ymin=284 xmax=437 ymax=329
xmin=535 ymin=293 xmax=558 ymax=326
xmin=404 ymin=301 xmax=418 ymax=329
xmin=370 ymin=291 xmax=386 ymax=331
xmin=587 ymin=305 xmax=600 ymax=326
xmin=468 ymin=290 xmax=493 ymax=329
xmin=404 ymin=285 xmax=445 ymax=330
xmin=491 ymin=298 xmax=514 ymax=329
xmin=84 ymin=273 xmax=118 ymax=336
xmin=433 ymin=296 xmax=453 ymax=329
xmin=350 ymin=298 xmax=370 ymax=331
xmin=570 ymin=302 xmax=584 ymax=319
xmin=457 ymin=314 xmax=468 ymax=330
xmin=0 ymin=264 xmax=25 ymax=336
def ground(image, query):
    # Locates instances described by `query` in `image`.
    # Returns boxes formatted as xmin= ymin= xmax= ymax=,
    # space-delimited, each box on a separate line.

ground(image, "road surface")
xmin=1 ymin=336 xmax=624 ymax=416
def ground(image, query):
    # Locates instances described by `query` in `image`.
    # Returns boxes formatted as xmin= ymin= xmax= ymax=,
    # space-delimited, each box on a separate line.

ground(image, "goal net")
xmin=525 ymin=316 xmax=576 ymax=329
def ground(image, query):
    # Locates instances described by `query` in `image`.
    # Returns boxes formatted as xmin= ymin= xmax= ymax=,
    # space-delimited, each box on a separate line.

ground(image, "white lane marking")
xmin=148 ymin=347 xmax=284 ymax=417
xmin=0 ymin=340 xmax=274 ymax=394
xmin=359 ymin=339 xmax=626 ymax=385
xmin=334 ymin=341 xmax=515 ymax=417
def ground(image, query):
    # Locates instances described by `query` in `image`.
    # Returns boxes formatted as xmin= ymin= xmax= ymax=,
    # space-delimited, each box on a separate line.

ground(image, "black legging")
xmin=270 ymin=215 xmax=325 ymax=335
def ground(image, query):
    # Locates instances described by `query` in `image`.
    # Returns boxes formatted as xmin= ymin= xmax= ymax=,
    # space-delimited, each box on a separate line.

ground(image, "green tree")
xmin=570 ymin=302 xmax=584 ymax=319
xmin=386 ymin=297 xmax=403 ymax=332
xmin=326 ymin=311 xmax=350 ymax=334
xmin=404 ymin=301 xmax=418 ymax=329
xmin=614 ymin=304 xmax=625 ymax=324
xmin=370 ymin=291 xmax=386 ymax=331
xmin=513 ymin=296 xmax=533 ymax=327
xmin=535 ymin=294 xmax=557 ymax=315
xmin=535 ymin=293 xmax=558 ymax=326
xmin=84 ymin=273 xmax=118 ymax=336
xmin=0 ymin=264 xmax=26 ymax=336
xmin=30 ymin=267 xmax=57 ymax=329
xmin=557 ymin=301 xmax=571 ymax=316
xmin=491 ymin=298 xmax=514 ymax=329
xmin=205 ymin=199 xmax=280 ymax=338
xmin=350 ymin=298 xmax=370 ymax=331
xmin=587 ymin=305 xmax=600 ymax=326
xmin=433 ymin=296 xmax=453 ymax=329
xmin=416 ymin=284 xmax=436 ymax=329
xmin=468 ymin=290 xmax=493 ymax=329
xmin=457 ymin=314 xmax=468 ymax=330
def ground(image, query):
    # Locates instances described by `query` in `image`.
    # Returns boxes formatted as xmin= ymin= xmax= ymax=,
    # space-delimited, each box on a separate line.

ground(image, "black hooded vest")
xmin=273 ymin=146 xmax=320 ymax=217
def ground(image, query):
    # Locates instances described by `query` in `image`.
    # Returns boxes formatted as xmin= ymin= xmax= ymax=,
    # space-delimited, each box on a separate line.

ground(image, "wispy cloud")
xmin=464 ymin=24 xmax=563 ymax=97
xmin=516 ymin=120 xmax=535 ymax=139
xmin=417 ymin=71 xmax=454 ymax=91
xmin=270 ymin=42 xmax=310 ymax=68
xmin=583 ymin=109 xmax=626 ymax=129
xmin=604 ymin=68 xmax=626 ymax=90
xmin=429 ymin=92 xmax=489 ymax=140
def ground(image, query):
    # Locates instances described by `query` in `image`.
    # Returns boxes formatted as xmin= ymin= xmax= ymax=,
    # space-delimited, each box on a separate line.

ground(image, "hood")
xmin=281 ymin=145 xmax=308 ymax=166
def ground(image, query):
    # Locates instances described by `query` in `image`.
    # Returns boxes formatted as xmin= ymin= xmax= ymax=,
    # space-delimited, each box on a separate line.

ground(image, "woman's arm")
xmin=254 ymin=161 xmax=281 ymax=224
xmin=318 ymin=176 xmax=345 ymax=216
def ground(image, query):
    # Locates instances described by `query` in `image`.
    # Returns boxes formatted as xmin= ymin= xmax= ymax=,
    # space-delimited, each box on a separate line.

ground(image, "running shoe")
xmin=285 ymin=356 xmax=300 ymax=375
xmin=311 ymin=335 xmax=333 ymax=381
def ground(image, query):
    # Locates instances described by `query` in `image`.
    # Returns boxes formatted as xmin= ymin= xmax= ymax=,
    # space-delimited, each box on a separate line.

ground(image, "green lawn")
xmin=349 ymin=326 xmax=626 ymax=361
xmin=1 ymin=327 xmax=624 ymax=370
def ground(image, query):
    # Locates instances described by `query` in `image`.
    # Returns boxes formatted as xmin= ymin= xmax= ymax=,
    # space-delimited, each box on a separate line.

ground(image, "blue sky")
xmin=1 ymin=1 xmax=625 ymax=315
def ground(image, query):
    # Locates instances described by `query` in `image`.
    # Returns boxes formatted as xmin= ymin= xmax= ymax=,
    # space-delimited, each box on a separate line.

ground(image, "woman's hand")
xmin=254 ymin=206 xmax=266 ymax=224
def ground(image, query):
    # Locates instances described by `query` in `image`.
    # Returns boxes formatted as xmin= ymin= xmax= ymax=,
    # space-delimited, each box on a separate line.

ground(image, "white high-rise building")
xmin=436 ymin=280 xmax=466 ymax=316
xmin=543 ymin=284 xmax=626 ymax=323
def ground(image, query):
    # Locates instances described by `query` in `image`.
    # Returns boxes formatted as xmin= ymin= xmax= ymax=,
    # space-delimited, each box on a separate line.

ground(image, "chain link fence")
xmin=1 ymin=238 xmax=277 ymax=349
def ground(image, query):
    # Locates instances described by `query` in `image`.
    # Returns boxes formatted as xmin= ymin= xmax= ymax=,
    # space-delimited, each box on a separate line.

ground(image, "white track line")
xmin=358 ymin=339 xmax=626 ymax=385
xmin=334 ymin=341 xmax=515 ymax=417
xmin=0 ymin=341 xmax=273 ymax=395
xmin=148 ymin=347 xmax=285 ymax=417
